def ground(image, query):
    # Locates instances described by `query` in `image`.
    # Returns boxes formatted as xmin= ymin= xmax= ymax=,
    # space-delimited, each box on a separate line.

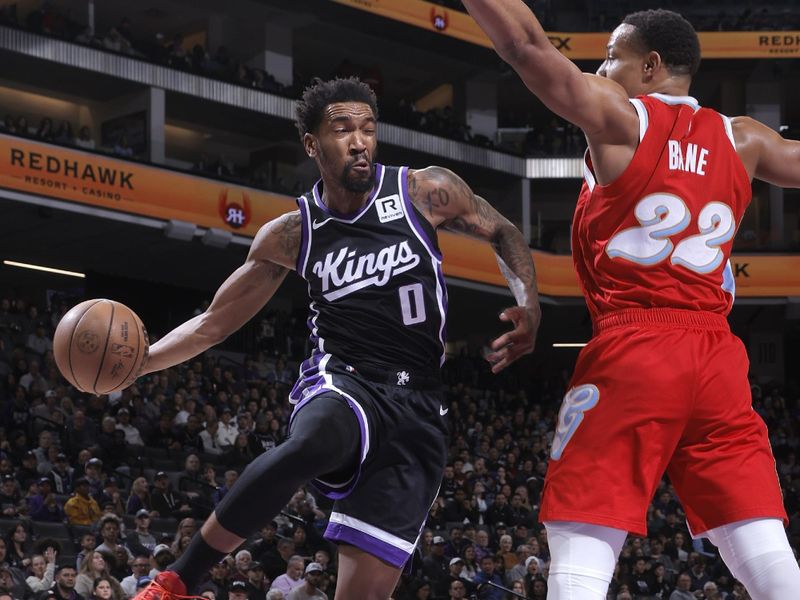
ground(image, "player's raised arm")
xmin=142 ymin=211 xmax=301 ymax=374
xmin=408 ymin=166 xmax=540 ymax=372
xmin=732 ymin=117 xmax=800 ymax=188
xmin=462 ymin=0 xmax=636 ymax=140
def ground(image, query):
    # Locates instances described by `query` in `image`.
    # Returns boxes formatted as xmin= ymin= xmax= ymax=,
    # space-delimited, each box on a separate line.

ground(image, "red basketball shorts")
xmin=539 ymin=308 xmax=786 ymax=537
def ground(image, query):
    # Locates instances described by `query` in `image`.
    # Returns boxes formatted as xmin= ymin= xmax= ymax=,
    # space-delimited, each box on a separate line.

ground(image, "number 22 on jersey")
xmin=606 ymin=193 xmax=736 ymax=274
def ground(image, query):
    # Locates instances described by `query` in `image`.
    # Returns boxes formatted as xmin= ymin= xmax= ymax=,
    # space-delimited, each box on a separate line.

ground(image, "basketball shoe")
xmin=133 ymin=571 xmax=190 ymax=600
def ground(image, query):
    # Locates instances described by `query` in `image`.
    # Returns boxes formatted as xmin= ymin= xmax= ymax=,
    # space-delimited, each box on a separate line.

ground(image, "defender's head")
xmin=597 ymin=9 xmax=700 ymax=97
xmin=295 ymin=77 xmax=379 ymax=194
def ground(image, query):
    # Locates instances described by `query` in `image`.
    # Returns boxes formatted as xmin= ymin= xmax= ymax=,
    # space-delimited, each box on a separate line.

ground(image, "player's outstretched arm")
xmin=732 ymin=117 xmax=800 ymax=188
xmin=462 ymin=0 xmax=635 ymax=140
xmin=408 ymin=167 xmax=540 ymax=372
xmin=142 ymin=211 xmax=301 ymax=374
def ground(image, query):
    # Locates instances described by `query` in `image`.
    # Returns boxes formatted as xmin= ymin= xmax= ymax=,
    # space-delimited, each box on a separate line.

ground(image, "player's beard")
xmin=340 ymin=158 xmax=376 ymax=193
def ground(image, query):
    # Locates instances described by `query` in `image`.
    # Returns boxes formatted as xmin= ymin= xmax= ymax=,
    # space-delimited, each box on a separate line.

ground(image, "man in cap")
xmin=48 ymin=452 xmax=74 ymax=495
xmin=84 ymin=458 xmax=104 ymax=496
xmin=29 ymin=476 xmax=64 ymax=522
xmin=151 ymin=472 xmax=192 ymax=520
xmin=444 ymin=557 xmax=474 ymax=597
xmin=422 ymin=536 xmax=449 ymax=595
xmin=115 ymin=408 xmax=144 ymax=446
xmin=151 ymin=545 xmax=176 ymax=578
xmin=227 ymin=580 xmax=249 ymax=600
xmin=243 ymin=562 xmax=268 ymax=600
xmin=286 ymin=563 xmax=326 ymax=600
xmin=18 ymin=452 xmax=39 ymax=486
xmin=64 ymin=478 xmax=102 ymax=526
xmin=127 ymin=510 xmax=157 ymax=557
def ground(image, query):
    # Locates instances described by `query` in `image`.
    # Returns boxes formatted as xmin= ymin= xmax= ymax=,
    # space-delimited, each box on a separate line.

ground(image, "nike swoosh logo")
xmin=312 ymin=218 xmax=333 ymax=230
xmin=439 ymin=406 xmax=449 ymax=416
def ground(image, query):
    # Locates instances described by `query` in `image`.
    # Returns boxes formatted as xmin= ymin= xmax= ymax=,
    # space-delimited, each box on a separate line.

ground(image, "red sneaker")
xmin=133 ymin=571 xmax=188 ymax=600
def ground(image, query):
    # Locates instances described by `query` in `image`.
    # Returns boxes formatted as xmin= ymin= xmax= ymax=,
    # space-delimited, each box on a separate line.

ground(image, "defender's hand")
xmin=486 ymin=305 xmax=540 ymax=373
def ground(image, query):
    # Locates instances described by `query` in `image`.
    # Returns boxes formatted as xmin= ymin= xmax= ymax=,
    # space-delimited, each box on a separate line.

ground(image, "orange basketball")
xmin=53 ymin=299 xmax=149 ymax=395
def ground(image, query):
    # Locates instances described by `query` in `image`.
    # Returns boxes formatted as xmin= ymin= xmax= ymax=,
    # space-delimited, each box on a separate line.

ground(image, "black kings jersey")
xmin=289 ymin=164 xmax=447 ymax=404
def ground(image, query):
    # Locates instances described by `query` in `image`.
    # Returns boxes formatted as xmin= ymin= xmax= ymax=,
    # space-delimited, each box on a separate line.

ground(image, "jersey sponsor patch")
xmin=376 ymin=194 xmax=404 ymax=223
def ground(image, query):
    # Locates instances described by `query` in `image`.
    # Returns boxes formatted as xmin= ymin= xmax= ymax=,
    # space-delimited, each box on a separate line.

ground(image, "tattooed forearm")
xmin=492 ymin=223 xmax=538 ymax=307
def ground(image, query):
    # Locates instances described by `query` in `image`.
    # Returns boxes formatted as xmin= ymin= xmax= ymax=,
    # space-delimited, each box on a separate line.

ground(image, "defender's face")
xmin=307 ymin=101 xmax=377 ymax=193
xmin=596 ymin=24 xmax=650 ymax=98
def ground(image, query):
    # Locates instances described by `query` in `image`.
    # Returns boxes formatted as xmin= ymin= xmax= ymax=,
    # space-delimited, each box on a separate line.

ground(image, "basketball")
xmin=53 ymin=299 xmax=149 ymax=395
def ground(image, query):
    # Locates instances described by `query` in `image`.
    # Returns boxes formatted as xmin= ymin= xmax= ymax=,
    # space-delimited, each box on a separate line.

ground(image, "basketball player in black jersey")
xmin=134 ymin=78 xmax=539 ymax=600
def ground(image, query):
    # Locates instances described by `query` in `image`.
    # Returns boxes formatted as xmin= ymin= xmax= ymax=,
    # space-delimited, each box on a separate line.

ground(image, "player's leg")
xmin=322 ymin=384 xmax=449 ymax=599
xmin=140 ymin=393 xmax=361 ymax=596
xmin=666 ymin=330 xmax=792 ymax=600
xmin=544 ymin=521 xmax=628 ymax=600
xmin=705 ymin=518 xmax=800 ymax=600
xmin=333 ymin=545 xmax=404 ymax=600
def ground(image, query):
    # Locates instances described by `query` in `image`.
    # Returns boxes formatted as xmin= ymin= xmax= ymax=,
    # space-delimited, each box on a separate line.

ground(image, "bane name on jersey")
xmin=290 ymin=164 xmax=447 ymax=403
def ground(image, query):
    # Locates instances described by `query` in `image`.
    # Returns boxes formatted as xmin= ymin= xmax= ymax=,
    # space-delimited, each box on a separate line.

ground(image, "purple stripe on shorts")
xmin=400 ymin=166 xmax=442 ymax=260
xmin=288 ymin=385 xmax=369 ymax=498
xmin=324 ymin=522 xmax=411 ymax=568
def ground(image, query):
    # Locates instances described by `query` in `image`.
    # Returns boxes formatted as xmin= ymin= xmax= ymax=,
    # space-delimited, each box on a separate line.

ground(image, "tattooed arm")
xmin=143 ymin=211 xmax=299 ymax=374
xmin=408 ymin=167 xmax=540 ymax=372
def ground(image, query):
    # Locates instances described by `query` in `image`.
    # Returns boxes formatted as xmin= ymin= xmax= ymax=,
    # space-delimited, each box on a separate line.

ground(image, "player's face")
xmin=596 ymin=24 xmax=651 ymax=98
xmin=308 ymin=101 xmax=377 ymax=194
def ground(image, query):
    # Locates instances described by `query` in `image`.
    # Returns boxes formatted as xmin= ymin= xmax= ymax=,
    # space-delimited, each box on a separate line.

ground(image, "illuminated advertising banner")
xmin=331 ymin=0 xmax=800 ymax=59
xmin=0 ymin=134 xmax=797 ymax=297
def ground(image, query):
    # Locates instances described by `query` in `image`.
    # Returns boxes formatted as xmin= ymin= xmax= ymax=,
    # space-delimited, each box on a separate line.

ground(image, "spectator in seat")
xmin=422 ymin=536 xmax=448 ymax=594
xmin=76 ymin=534 xmax=98 ymax=571
xmin=95 ymin=516 xmax=133 ymax=564
xmin=286 ymin=562 xmax=326 ymax=600
xmin=64 ymin=478 xmax=102 ymax=526
xmin=25 ymin=323 xmax=52 ymax=357
xmin=35 ymin=118 xmax=54 ymax=141
xmin=75 ymin=126 xmax=95 ymax=150
xmin=120 ymin=555 xmax=151 ymax=599
xmin=49 ymin=452 xmax=74 ymax=495
xmin=126 ymin=509 xmax=156 ymax=556
xmin=5 ymin=523 xmax=31 ymax=570
xmin=0 ymin=476 xmax=23 ymax=518
xmin=216 ymin=408 xmax=238 ymax=448
xmin=270 ymin=556 xmax=304 ymax=597
xmin=95 ymin=478 xmax=125 ymax=516
xmin=149 ymin=472 xmax=192 ymax=520
xmin=114 ymin=409 xmax=143 ymax=446
xmin=473 ymin=555 xmax=503 ymax=600
xmin=75 ymin=551 xmax=123 ymax=600
xmin=199 ymin=418 xmax=224 ymax=455
xmin=178 ymin=454 xmax=204 ymax=501
xmin=112 ymin=136 xmax=133 ymax=158
xmin=125 ymin=478 xmax=151 ymax=516
xmin=53 ymin=121 xmax=74 ymax=145
xmin=669 ymin=572 xmax=695 ymax=600
xmin=227 ymin=581 xmax=248 ymax=600
xmin=91 ymin=577 xmax=114 ymax=600
xmin=243 ymin=562 xmax=268 ymax=600
xmin=210 ymin=469 xmax=236 ymax=506
xmin=150 ymin=545 xmax=175 ymax=578
xmin=25 ymin=548 xmax=57 ymax=592
xmin=52 ymin=565 xmax=83 ymax=600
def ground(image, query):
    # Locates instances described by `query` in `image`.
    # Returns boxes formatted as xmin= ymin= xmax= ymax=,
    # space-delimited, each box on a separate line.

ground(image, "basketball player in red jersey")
xmin=463 ymin=3 xmax=800 ymax=599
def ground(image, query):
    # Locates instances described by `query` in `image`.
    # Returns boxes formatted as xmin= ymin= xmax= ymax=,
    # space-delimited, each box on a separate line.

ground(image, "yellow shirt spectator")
xmin=64 ymin=479 xmax=102 ymax=526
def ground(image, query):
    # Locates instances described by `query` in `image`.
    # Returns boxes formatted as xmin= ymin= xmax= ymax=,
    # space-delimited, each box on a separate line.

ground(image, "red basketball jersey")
xmin=572 ymin=94 xmax=752 ymax=320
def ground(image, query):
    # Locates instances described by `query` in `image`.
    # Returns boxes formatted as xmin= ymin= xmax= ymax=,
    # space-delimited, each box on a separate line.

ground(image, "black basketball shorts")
xmin=289 ymin=356 xmax=449 ymax=568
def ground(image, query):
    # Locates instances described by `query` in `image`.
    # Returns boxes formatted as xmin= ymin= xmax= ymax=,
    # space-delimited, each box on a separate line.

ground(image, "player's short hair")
xmin=622 ymin=9 xmax=701 ymax=76
xmin=295 ymin=77 xmax=379 ymax=139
